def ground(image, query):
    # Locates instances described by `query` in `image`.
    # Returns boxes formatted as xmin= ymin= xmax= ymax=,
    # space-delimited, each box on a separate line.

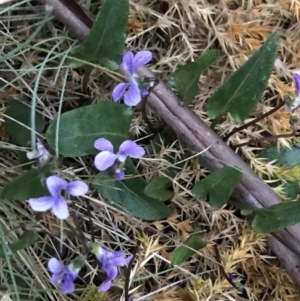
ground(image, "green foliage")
xmin=207 ymin=32 xmax=279 ymax=123
xmin=252 ymin=200 xmax=300 ymax=233
xmin=2 ymin=168 xmax=49 ymax=200
xmin=4 ymin=100 xmax=46 ymax=146
xmin=46 ymin=102 xmax=132 ymax=157
xmin=283 ymin=181 xmax=299 ymax=199
xmin=168 ymin=49 xmax=219 ymax=106
xmin=0 ymin=231 xmax=38 ymax=258
xmin=93 ymin=160 xmax=171 ymax=220
xmin=192 ymin=166 xmax=243 ymax=208
xmin=72 ymin=0 xmax=128 ymax=70
xmin=171 ymin=234 xmax=207 ymax=265
xmin=259 ymin=143 xmax=300 ymax=168
xmin=144 ymin=176 xmax=173 ymax=201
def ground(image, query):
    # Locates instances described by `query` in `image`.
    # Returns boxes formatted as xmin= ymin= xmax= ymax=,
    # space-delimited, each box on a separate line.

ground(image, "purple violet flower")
xmin=91 ymin=243 xmax=133 ymax=292
xmin=112 ymin=51 xmax=153 ymax=106
xmin=287 ymin=73 xmax=300 ymax=113
xmin=94 ymin=138 xmax=145 ymax=180
xmin=48 ymin=257 xmax=80 ymax=294
xmin=28 ymin=175 xmax=88 ymax=219
xmin=26 ymin=138 xmax=50 ymax=167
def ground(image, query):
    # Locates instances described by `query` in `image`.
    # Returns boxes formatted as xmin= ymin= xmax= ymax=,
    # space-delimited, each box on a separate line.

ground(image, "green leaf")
xmin=2 ymin=168 xmax=49 ymax=200
xmin=192 ymin=166 xmax=243 ymax=208
xmin=207 ymin=32 xmax=279 ymax=123
xmin=4 ymin=100 xmax=47 ymax=146
xmin=240 ymin=208 xmax=253 ymax=216
xmin=72 ymin=0 xmax=128 ymax=70
xmin=0 ymin=231 xmax=38 ymax=257
xmin=168 ymin=50 xmax=219 ymax=106
xmin=252 ymin=200 xmax=300 ymax=233
xmin=144 ymin=176 xmax=173 ymax=201
xmin=93 ymin=161 xmax=171 ymax=220
xmin=283 ymin=181 xmax=299 ymax=199
xmin=171 ymin=234 xmax=207 ymax=265
xmin=46 ymin=102 xmax=132 ymax=157
xmin=259 ymin=143 xmax=300 ymax=168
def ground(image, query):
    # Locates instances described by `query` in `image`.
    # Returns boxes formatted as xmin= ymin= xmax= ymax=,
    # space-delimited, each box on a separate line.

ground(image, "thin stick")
xmin=85 ymin=199 xmax=95 ymax=242
xmin=141 ymin=77 xmax=159 ymax=133
xmin=234 ymin=120 xmax=297 ymax=149
xmin=224 ymin=99 xmax=286 ymax=141
xmin=214 ymin=244 xmax=245 ymax=293
xmin=124 ymin=241 xmax=141 ymax=301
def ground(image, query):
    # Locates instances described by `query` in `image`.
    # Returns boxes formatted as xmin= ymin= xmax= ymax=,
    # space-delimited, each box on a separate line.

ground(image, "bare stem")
xmin=224 ymin=99 xmax=286 ymax=141
xmin=234 ymin=120 xmax=297 ymax=149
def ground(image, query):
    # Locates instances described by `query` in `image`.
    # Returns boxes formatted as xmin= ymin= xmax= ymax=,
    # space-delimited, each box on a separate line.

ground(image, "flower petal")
xmin=52 ymin=197 xmax=69 ymax=219
xmin=294 ymin=73 xmax=300 ymax=93
xmin=66 ymin=180 xmax=88 ymax=196
xmin=94 ymin=151 xmax=117 ymax=171
xmin=100 ymin=280 xmax=112 ymax=292
xmin=28 ymin=196 xmax=54 ymax=212
xmin=141 ymin=88 xmax=149 ymax=97
xmin=46 ymin=175 xmax=67 ymax=197
xmin=105 ymin=266 xmax=118 ymax=282
xmin=123 ymin=51 xmax=134 ymax=74
xmin=133 ymin=51 xmax=153 ymax=70
xmin=112 ymin=254 xmax=133 ymax=266
xmin=94 ymin=138 xmax=114 ymax=152
xmin=124 ymin=81 xmax=141 ymax=106
xmin=116 ymin=170 xmax=125 ymax=180
xmin=48 ymin=258 xmax=64 ymax=273
xmin=118 ymin=140 xmax=145 ymax=158
xmin=112 ymin=82 xmax=129 ymax=102
xmin=62 ymin=275 xmax=75 ymax=294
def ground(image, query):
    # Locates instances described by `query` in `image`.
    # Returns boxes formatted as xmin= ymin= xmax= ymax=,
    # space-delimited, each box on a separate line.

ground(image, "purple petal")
xmin=111 ymin=253 xmax=132 ymax=266
xmin=52 ymin=272 xmax=63 ymax=286
xmin=123 ymin=51 xmax=134 ymax=74
xmin=66 ymin=180 xmax=88 ymax=196
xmin=124 ymin=81 xmax=141 ymax=106
xmin=62 ymin=277 xmax=75 ymax=294
xmin=294 ymin=73 xmax=300 ymax=93
xmin=94 ymin=151 xmax=117 ymax=171
xmin=52 ymin=197 xmax=69 ymax=219
xmin=100 ymin=280 xmax=112 ymax=292
xmin=28 ymin=196 xmax=54 ymax=212
xmin=94 ymin=138 xmax=114 ymax=152
xmin=112 ymin=82 xmax=130 ymax=102
xmin=46 ymin=175 xmax=67 ymax=197
xmin=106 ymin=266 xmax=118 ymax=282
xmin=48 ymin=258 xmax=64 ymax=273
xmin=118 ymin=140 xmax=145 ymax=159
xmin=133 ymin=51 xmax=153 ymax=70
xmin=37 ymin=139 xmax=50 ymax=162
xmin=116 ymin=170 xmax=125 ymax=180
xmin=141 ymin=89 xmax=149 ymax=97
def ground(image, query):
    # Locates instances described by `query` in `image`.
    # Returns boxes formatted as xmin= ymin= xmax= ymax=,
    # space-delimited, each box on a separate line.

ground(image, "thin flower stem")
xmin=214 ymin=244 xmax=245 ymax=293
xmin=141 ymin=77 xmax=160 ymax=133
xmin=224 ymin=99 xmax=286 ymax=141
xmin=233 ymin=120 xmax=297 ymax=149
xmin=85 ymin=199 xmax=95 ymax=242
xmin=124 ymin=241 xmax=141 ymax=301
xmin=69 ymin=203 xmax=91 ymax=255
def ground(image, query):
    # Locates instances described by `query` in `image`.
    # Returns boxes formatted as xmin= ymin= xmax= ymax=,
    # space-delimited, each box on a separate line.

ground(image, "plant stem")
xmin=233 ymin=120 xmax=297 ymax=149
xmin=224 ymin=99 xmax=286 ymax=141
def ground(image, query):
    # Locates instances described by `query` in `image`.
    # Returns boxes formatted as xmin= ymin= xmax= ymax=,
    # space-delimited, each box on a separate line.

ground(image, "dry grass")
xmin=1 ymin=0 xmax=300 ymax=300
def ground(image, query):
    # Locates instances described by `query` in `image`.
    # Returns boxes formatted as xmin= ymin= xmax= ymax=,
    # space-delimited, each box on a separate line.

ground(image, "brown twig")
xmin=214 ymin=244 xmax=245 ymax=293
xmin=233 ymin=119 xmax=298 ymax=149
xmin=124 ymin=241 xmax=141 ymax=301
xmin=224 ymin=99 xmax=286 ymax=141
xmin=36 ymin=0 xmax=300 ymax=287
